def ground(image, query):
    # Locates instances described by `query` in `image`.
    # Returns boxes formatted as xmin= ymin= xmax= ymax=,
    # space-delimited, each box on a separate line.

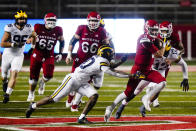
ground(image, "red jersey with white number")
xmin=34 ymin=24 xmax=63 ymax=58
xmin=75 ymin=25 xmax=107 ymax=61
xmin=133 ymin=34 xmax=159 ymax=71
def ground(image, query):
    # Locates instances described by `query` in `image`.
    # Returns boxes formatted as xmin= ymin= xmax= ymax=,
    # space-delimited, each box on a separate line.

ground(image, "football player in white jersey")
xmin=26 ymin=45 xmax=143 ymax=124
xmin=1 ymin=10 xmax=35 ymax=103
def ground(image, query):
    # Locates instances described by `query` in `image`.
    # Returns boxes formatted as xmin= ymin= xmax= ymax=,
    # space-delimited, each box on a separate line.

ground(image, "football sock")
xmin=72 ymin=93 xmax=83 ymax=105
xmin=79 ymin=114 xmax=85 ymax=119
xmin=6 ymin=87 xmax=13 ymax=95
xmin=111 ymin=92 xmax=127 ymax=109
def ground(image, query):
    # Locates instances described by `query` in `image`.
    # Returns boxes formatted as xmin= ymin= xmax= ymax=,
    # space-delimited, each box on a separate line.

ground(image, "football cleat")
xmin=2 ymin=81 xmax=8 ymax=93
xmin=26 ymin=102 xmax=36 ymax=118
xmin=27 ymin=94 xmax=35 ymax=102
xmin=115 ymin=104 xmax=125 ymax=119
xmin=38 ymin=79 xmax=45 ymax=95
xmin=104 ymin=106 xmax=113 ymax=122
xmin=65 ymin=100 xmax=72 ymax=108
xmin=3 ymin=94 xmax=9 ymax=104
xmin=77 ymin=117 xmax=93 ymax=124
xmin=140 ymin=105 xmax=146 ymax=117
xmin=153 ymin=99 xmax=160 ymax=108
xmin=142 ymin=95 xmax=151 ymax=112
xmin=71 ymin=104 xmax=79 ymax=112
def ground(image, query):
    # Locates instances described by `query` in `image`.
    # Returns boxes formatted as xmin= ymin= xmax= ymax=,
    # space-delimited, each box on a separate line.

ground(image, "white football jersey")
xmin=3 ymin=23 xmax=33 ymax=56
xmin=73 ymin=55 xmax=110 ymax=83
xmin=152 ymin=47 xmax=180 ymax=71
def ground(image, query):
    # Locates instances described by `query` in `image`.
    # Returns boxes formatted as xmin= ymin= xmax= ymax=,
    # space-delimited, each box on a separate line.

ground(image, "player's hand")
xmin=11 ymin=42 xmax=25 ymax=48
xmin=180 ymin=78 xmax=189 ymax=92
xmin=66 ymin=56 xmax=72 ymax=64
xmin=130 ymin=71 xmax=145 ymax=79
xmin=121 ymin=54 xmax=128 ymax=63
xmin=27 ymin=48 xmax=34 ymax=56
xmin=55 ymin=54 xmax=62 ymax=62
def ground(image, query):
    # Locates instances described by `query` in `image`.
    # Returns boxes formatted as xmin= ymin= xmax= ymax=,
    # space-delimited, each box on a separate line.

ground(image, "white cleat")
xmin=38 ymin=79 xmax=45 ymax=95
xmin=27 ymin=94 xmax=35 ymax=102
xmin=71 ymin=105 xmax=79 ymax=112
xmin=142 ymin=95 xmax=151 ymax=112
xmin=65 ymin=100 xmax=72 ymax=108
xmin=104 ymin=106 xmax=113 ymax=122
xmin=153 ymin=99 xmax=160 ymax=108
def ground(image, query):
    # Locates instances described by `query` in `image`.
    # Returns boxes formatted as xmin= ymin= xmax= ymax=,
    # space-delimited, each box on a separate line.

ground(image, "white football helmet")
xmin=44 ymin=13 xmax=57 ymax=29
xmin=87 ymin=11 xmax=101 ymax=30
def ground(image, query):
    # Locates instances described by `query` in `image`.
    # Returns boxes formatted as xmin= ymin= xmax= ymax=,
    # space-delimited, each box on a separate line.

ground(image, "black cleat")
xmin=140 ymin=105 xmax=146 ymax=117
xmin=77 ymin=117 xmax=93 ymax=124
xmin=26 ymin=102 xmax=36 ymax=118
xmin=2 ymin=82 xmax=8 ymax=93
xmin=3 ymin=94 xmax=9 ymax=104
xmin=115 ymin=104 xmax=125 ymax=119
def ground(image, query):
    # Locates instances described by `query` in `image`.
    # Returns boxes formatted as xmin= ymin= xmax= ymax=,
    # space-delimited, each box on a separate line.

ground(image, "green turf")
xmin=0 ymin=70 xmax=196 ymax=118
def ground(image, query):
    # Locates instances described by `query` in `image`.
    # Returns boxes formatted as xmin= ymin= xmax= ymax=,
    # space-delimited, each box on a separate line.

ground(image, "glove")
xmin=180 ymin=78 xmax=189 ymax=92
xmin=55 ymin=54 xmax=62 ymax=62
xmin=121 ymin=54 xmax=128 ymax=63
xmin=27 ymin=48 xmax=34 ymax=56
xmin=11 ymin=42 xmax=25 ymax=48
xmin=132 ymin=71 xmax=145 ymax=79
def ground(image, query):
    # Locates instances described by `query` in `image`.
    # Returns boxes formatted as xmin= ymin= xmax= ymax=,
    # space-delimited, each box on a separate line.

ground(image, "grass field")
xmin=0 ymin=69 xmax=196 ymax=118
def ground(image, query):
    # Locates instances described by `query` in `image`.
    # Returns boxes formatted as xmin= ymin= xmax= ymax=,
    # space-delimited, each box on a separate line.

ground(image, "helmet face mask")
xmin=44 ymin=13 xmax=57 ymax=29
xmin=87 ymin=11 xmax=101 ymax=30
xmin=14 ymin=10 xmax=28 ymax=27
xmin=159 ymin=21 xmax=173 ymax=38
xmin=144 ymin=20 xmax=159 ymax=38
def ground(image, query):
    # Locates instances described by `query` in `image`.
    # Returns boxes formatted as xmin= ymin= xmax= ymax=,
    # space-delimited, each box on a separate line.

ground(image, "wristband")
xmin=11 ymin=42 xmax=15 ymax=47
xmin=67 ymin=51 xmax=72 ymax=58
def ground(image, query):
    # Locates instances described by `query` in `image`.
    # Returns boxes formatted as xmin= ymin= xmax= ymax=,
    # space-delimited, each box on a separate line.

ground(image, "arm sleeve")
xmin=58 ymin=26 xmax=63 ymax=36
xmin=104 ymin=69 xmax=129 ymax=78
xmin=177 ymin=58 xmax=188 ymax=79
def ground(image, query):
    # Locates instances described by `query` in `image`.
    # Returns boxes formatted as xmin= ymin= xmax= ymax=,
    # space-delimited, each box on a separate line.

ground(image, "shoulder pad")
xmin=140 ymin=37 xmax=150 ymax=43
xmin=7 ymin=24 xmax=13 ymax=27
xmin=25 ymin=24 xmax=31 ymax=27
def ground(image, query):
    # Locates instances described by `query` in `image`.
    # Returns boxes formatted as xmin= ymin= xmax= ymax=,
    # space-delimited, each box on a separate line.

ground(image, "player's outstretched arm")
xmin=110 ymin=54 xmax=128 ymax=69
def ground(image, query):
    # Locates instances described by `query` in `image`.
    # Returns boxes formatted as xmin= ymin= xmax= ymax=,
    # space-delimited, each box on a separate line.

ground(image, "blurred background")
xmin=0 ymin=0 xmax=196 ymax=63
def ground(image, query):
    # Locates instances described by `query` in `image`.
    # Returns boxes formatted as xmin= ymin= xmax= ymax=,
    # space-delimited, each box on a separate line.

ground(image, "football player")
xmin=27 ymin=13 xmax=65 ymax=102
xmin=25 ymin=45 xmax=143 ymax=124
xmin=70 ymin=18 xmax=127 ymax=112
xmin=0 ymin=10 xmax=35 ymax=103
xmin=65 ymin=11 xmax=110 ymax=108
xmin=138 ymin=21 xmax=189 ymax=117
xmin=104 ymin=20 xmax=167 ymax=122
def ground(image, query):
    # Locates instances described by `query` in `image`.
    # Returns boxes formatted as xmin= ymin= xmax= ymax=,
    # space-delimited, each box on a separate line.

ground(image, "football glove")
xmin=27 ymin=48 xmax=34 ymax=56
xmin=121 ymin=54 xmax=128 ymax=63
xmin=11 ymin=42 xmax=25 ymax=48
xmin=131 ymin=71 xmax=145 ymax=79
xmin=55 ymin=54 xmax=62 ymax=62
xmin=180 ymin=78 xmax=189 ymax=92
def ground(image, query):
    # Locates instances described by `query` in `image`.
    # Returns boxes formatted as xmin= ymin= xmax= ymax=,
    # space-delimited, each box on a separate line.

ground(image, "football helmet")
xmin=97 ymin=45 xmax=114 ymax=61
xmin=44 ymin=13 xmax=57 ymax=29
xmin=14 ymin=10 xmax=28 ymax=27
xmin=87 ymin=11 xmax=101 ymax=30
xmin=144 ymin=19 xmax=159 ymax=38
xmin=159 ymin=21 xmax=173 ymax=38
xmin=100 ymin=18 xmax=105 ymax=28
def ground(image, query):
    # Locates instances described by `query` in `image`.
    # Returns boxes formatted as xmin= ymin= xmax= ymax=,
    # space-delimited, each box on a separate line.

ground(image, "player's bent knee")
xmin=29 ymin=79 xmax=38 ymax=86
xmin=43 ymin=76 xmax=52 ymax=82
